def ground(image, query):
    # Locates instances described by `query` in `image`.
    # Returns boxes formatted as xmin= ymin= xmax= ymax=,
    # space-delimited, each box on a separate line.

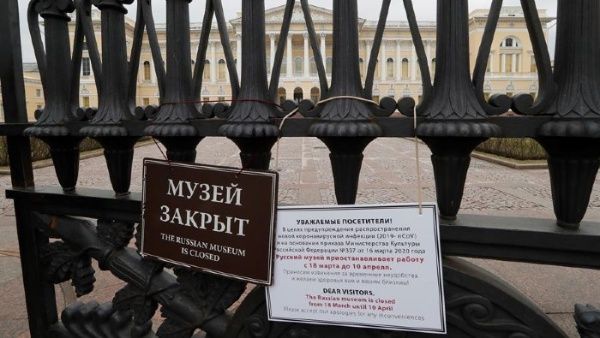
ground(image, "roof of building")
xmin=22 ymin=63 xmax=38 ymax=72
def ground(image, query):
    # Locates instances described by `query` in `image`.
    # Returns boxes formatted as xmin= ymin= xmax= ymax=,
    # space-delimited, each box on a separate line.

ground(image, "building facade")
xmin=2 ymin=4 xmax=553 ymax=121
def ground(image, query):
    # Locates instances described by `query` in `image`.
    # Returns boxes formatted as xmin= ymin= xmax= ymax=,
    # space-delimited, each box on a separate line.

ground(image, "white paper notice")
xmin=266 ymin=204 xmax=445 ymax=334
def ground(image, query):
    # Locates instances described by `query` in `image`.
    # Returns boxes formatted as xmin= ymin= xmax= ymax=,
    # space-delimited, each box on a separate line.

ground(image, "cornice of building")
xmin=67 ymin=6 xmax=551 ymax=34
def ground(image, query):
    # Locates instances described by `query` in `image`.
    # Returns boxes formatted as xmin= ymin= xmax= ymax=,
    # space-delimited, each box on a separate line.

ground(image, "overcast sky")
xmin=18 ymin=0 xmax=557 ymax=62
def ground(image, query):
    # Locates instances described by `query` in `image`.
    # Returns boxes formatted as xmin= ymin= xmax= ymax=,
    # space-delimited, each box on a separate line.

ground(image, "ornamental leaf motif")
xmin=97 ymin=219 xmax=135 ymax=249
xmin=175 ymin=268 xmax=246 ymax=319
xmin=42 ymin=241 xmax=96 ymax=296
xmin=113 ymin=285 xmax=158 ymax=337
xmin=71 ymin=256 xmax=96 ymax=296
xmin=156 ymin=317 xmax=195 ymax=338
xmin=43 ymin=241 xmax=77 ymax=284
xmin=157 ymin=269 xmax=245 ymax=337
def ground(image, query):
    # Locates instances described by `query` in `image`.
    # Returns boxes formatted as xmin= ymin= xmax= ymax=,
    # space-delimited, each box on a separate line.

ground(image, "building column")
xmin=411 ymin=44 xmax=417 ymax=81
xmin=304 ymin=33 xmax=310 ymax=77
xmin=287 ymin=34 xmax=293 ymax=77
xmin=489 ymin=51 xmax=495 ymax=72
xmin=210 ymin=41 xmax=216 ymax=83
xmin=320 ymin=33 xmax=327 ymax=62
xmin=380 ymin=40 xmax=386 ymax=81
xmin=236 ymin=33 xmax=242 ymax=77
xmin=365 ymin=40 xmax=372 ymax=66
xmin=501 ymin=53 xmax=506 ymax=73
xmin=426 ymin=40 xmax=432 ymax=73
xmin=269 ymin=33 xmax=276 ymax=73
xmin=512 ymin=53 xmax=517 ymax=73
xmin=395 ymin=40 xmax=402 ymax=81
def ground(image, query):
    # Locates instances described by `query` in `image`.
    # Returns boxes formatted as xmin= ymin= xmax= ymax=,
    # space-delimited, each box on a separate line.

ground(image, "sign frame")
xmin=140 ymin=158 xmax=279 ymax=285
xmin=266 ymin=203 xmax=446 ymax=334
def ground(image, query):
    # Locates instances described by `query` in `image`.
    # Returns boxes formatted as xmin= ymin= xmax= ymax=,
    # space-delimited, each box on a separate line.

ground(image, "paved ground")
xmin=0 ymin=137 xmax=599 ymax=337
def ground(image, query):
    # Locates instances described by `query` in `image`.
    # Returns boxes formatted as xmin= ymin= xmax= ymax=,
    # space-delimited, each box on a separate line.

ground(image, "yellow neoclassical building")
xmin=2 ymin=4 xmax=554 ymax=121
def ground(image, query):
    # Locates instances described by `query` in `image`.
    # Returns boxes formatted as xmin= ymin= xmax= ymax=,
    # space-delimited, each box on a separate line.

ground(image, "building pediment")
xmin=230 ymin=3 xmax=365 ymax=26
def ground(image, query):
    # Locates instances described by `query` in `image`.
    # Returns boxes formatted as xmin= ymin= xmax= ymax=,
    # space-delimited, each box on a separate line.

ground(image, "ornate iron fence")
xmin=0 ymin=0 xmax=599 ymax=337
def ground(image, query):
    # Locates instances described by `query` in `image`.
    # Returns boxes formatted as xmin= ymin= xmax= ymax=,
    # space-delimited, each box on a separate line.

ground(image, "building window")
xmin=530 ymin=56 xmax=537 ymax=73
xmin=82 ymin=96 xmax=90 ymax=108
xmin=143 ymin=61 xmax=151 ymax=81
xmin=359 ymin=58 xmax=365 ymax=76
xmin=310 ymin=57 xmax=317 ymax=76
xmin=310 ymin=87 xmax=320 ymax=103
xmin=501 ymin=37 xmax=520 ymax=48
xmin=143 ymin=98 xmax=150 ymax=106
xmin=402 ymin=58 xmax=409 ymax=79
xmin=504 ymin=54 xmax=519 ymax=73
xmin=203 ymin=60 xmax=211 ymax=81
xmin=386 ymin=58 xmax=394 ymax=80
xmin=281 ymin=57 xmax=287 ymax=76
xmin=294 ymin=57 xmax=303 ymax=76
xmin=293 ymin=87 xmax=303 ymax=103
xmin=500 ymin=37 xmax=522 ymax=73
xmin=278 ymin=87 xmax=287 ymax=104
xmin=36 ymin=89 xmax=41 ymax=98
xmin=218 ymin=59 xmax=226 ymax=81
xmin=82 ymin=57 xmax=91 ymax=76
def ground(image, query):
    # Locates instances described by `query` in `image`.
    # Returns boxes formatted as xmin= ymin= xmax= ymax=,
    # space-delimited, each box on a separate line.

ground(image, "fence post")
xmin=0 ymin=0 xmax=57 ymax=336
xmin=416 ymin=0 xmax=500 ymax=220
xmin=536 ymin=0 xmax=600 ymax=229
xmin=145 ymin=0 xmax=202 ymax=162
xmin=219 ymin=0 xmax=279 ymax=170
